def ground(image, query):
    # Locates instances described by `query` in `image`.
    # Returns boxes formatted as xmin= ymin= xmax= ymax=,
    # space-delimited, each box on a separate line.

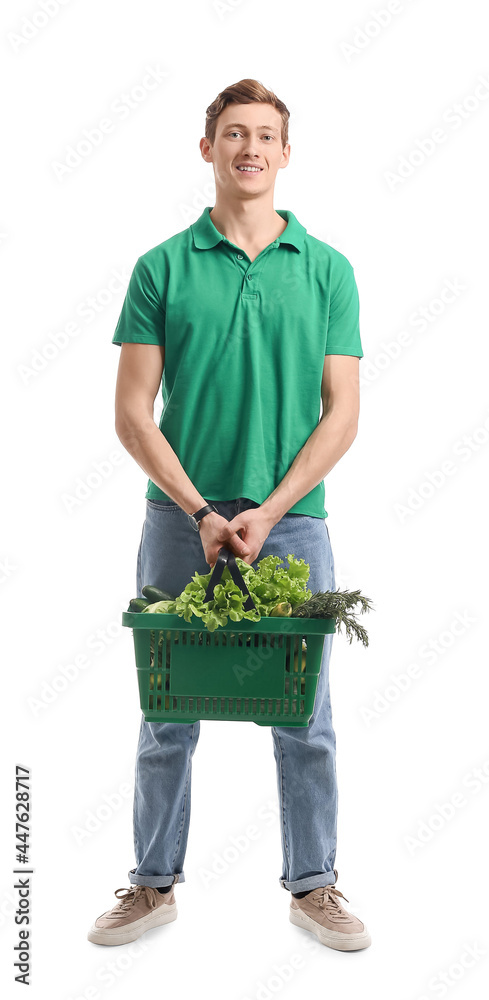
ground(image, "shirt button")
xmin=236 ymin=254 xmax=243 ymax=259
xmin=247 ymin=274 xmax=253 ymax=279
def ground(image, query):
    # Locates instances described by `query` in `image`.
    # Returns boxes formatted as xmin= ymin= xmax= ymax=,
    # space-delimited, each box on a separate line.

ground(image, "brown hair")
xmin=205 ymin=78 xmax=290 ymax=149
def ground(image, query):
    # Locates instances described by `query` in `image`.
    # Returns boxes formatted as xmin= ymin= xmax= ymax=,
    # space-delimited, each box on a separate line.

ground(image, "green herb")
xmin=291 ymin=589 xmax=374 ymax=647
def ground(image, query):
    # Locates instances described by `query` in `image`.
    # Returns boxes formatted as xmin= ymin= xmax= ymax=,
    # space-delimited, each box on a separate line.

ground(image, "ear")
xmin=199 ymin=136 xmax=213 ymax=163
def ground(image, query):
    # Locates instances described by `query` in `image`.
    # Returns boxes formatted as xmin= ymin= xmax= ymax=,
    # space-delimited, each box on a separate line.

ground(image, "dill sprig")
xmin=291 ymin=589 xmax=374 ymax=647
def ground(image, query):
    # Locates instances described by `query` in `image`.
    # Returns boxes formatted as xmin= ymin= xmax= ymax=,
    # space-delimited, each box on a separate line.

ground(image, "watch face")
xmin=187 ymin=513 xmax=199 ymax=531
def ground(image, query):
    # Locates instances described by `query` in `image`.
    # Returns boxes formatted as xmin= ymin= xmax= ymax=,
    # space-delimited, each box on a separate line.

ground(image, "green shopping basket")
xmin=122 ymin=546 xmax=335 ymax=727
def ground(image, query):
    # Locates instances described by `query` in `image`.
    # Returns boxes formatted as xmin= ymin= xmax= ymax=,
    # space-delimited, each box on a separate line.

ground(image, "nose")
xmin=240 ymin=140 xmax=260 ymax=158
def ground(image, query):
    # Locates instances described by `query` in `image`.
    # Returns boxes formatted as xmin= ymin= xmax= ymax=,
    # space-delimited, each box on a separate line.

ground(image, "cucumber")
xmin=128 ymin=597 xmax=150 ymax=612
xmin=142 ymin=585 xmax=176 ymax=603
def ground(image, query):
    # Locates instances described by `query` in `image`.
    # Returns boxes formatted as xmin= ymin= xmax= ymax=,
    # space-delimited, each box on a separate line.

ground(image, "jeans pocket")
xmin=146 ymin=498 xmax=181 ymax=512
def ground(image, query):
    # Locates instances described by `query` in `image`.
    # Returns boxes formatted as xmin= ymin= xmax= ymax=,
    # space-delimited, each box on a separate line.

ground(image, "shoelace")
xmin=111 ymin=886 xmax=158 ymax=913
xmin=311 ymin=884 xmax=351 ymax=921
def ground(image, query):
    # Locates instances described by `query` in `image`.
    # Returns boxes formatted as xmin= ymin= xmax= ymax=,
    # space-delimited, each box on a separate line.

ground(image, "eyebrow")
xmin=223 ymin=122 xmax=280 ymax=133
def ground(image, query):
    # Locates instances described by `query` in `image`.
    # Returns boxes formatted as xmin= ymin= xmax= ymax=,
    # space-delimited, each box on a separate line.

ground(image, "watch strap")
xmin=191 ymin=503 xmax=218 ymax=524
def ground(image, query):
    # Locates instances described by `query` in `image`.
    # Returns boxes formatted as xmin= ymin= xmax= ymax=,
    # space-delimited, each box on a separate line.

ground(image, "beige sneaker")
xmin=87 ymin=885 xmax=177 ymax=946
xmin=289 ymin=870 xmax=371 ymax=951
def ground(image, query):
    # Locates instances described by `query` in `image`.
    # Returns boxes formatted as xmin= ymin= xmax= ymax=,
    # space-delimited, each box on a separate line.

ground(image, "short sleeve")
xmin=325 ymin=260 xmax=363 ymax=358
xmin=112 ymin=256 xmax=165 ymax=346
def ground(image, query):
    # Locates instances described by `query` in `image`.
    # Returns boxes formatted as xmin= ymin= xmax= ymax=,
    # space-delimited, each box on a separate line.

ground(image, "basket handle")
xmin=203 ymin=546 xmax=256 ymax=611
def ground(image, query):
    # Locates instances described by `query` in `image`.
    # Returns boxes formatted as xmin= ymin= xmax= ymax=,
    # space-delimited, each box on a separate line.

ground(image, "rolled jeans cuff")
xmin=128 ymin=870 xmax=182 ymax=889
xmin=279 ymin=872 xmax=336 ymax=893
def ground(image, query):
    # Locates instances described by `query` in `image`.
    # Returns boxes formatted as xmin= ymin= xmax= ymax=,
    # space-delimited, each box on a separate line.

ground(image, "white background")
xmin=1 ymin=0 xmax=488 ymax=997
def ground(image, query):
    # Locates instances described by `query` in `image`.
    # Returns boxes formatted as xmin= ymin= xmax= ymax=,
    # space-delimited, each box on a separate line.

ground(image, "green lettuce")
xmin=141 ymin=553 xmax=312 ymax=631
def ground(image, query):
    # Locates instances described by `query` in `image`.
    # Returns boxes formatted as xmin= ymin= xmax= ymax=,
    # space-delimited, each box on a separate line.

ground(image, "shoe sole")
xmin=289 ymin=906 xmax=371 ymax=951
xmin=87 ymin=902 xmax=177 ymax=946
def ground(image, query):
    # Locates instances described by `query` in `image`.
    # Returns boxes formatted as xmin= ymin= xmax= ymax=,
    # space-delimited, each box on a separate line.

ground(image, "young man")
xmin=87 ymin=79 xmax=370 ymax=951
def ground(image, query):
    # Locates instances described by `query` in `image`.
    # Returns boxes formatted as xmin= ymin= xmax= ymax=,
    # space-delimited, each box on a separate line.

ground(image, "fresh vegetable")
xmin=142 ymin=600 xmax=177 ymax=614
xmin=128 ymin=598 xmax=150 ymax=612
xmin=142 ymin=554 xmax=312 ymax=632
xmin=293 ymin=639 xmax=307 ymax=673
xmin=292 ymin=589 xmax=374 ymax=647
xmin=284 ymin=640 xmax=308 ymax=698
xmin=270 ymin=601 xmax=292 ymax=617
xmin=136 ymin=558 xmax=374 ymax=644
xmin=142 ymin=585 xmax=175 ymax=603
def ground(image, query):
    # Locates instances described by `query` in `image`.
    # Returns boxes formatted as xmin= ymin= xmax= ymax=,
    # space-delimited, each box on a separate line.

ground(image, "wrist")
xmin=259 ymin=499 xmax=285 ymax=528
xmin=198 ymin=510 xmax=220 ymax=530
xmin=186 ymin=497 xmax=207 ymax=516
xmin=188 ymin=502 xmax=219 ymax=532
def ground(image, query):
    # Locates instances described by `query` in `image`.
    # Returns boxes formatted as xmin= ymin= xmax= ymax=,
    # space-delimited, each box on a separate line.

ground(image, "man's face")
xmin=201 ymin=102 xmax=290 ymax=196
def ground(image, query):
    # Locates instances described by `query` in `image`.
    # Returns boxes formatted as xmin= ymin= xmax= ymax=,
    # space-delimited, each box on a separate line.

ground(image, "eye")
xmin=227 ymin=132 xmax=275 ymax=140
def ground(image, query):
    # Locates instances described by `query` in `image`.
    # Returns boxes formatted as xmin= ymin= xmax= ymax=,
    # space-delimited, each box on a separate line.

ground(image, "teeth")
xmin=237 ymin=166 xmax=262 ymax=172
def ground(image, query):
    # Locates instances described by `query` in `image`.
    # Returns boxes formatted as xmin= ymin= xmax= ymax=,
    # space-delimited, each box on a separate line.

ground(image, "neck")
xmin=209 ymin=195 xmax=286 ymax=246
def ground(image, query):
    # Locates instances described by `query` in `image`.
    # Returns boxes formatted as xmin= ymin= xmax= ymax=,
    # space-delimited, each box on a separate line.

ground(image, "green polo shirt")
xmin=112 ymin=206 xmax=363 ymax=518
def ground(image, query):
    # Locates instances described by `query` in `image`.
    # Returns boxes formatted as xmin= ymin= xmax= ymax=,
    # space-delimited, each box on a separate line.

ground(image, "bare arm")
xmin=258 ymin=354 xmax=361 ymax=525
xmin=114 ymin=343 xmax=208 ymax=515
xmin=217 ymin=355 xmax=361 ymax=562
xmin=114 ymin=342 xmax=250 ymax=563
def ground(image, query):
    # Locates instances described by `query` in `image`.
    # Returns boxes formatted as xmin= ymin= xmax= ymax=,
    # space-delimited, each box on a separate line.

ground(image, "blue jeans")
xmin=128 ymin=497 xmax=338 ymax=894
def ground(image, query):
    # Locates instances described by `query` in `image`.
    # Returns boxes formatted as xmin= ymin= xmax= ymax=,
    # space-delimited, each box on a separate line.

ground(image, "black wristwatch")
xmin=187 ymin=503 xmax=219 ymax=532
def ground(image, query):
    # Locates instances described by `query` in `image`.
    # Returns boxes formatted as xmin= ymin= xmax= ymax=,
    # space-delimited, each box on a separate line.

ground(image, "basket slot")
xmin=149 ymin=629 xmax=156 ymax=711
xmin=146 ymin=692 xmax=304 ymax=721
xmin=157 ymin=638 xmax=164 ymax=712
xmin=268 ymin=633 xmax=283 ymax=650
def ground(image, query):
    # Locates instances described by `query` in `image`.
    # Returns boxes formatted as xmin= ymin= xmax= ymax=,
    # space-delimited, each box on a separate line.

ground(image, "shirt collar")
xmin=191 ymin=206 xmax=306 ymax=252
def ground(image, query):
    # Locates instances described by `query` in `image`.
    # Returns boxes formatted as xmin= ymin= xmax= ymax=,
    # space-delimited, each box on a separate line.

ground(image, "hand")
xmin=207 ymin=507 xmax=276 ymax=568
xmin=199 ymin=511 xmax=252 ymax=568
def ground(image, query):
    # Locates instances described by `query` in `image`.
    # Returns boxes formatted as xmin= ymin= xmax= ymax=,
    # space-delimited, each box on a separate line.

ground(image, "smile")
xmin=236 ymin=166 xmax=263 ymax=172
